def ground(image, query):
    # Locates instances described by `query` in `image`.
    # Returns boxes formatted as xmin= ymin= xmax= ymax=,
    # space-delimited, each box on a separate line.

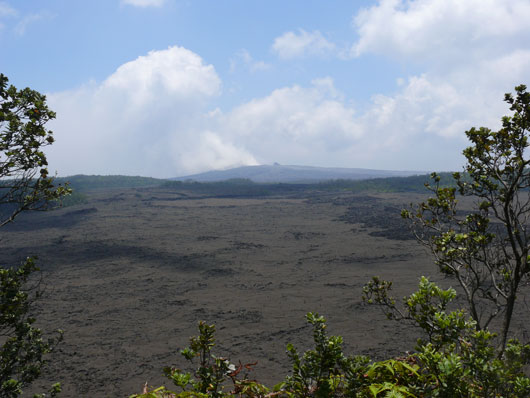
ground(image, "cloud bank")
xmin=46 ymin=0 xmax=530 ymax=177
xmin=47 ymin=46 xmax=236 ymax=177
xmin=353 ymin=0 xmax=530 ymax=62
xmin=345 ymin=0 xmax=530 ymax=169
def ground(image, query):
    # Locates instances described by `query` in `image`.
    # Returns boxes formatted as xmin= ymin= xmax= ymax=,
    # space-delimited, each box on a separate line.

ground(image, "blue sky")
xmin=1 ymin=0 xmax=530 ymax=178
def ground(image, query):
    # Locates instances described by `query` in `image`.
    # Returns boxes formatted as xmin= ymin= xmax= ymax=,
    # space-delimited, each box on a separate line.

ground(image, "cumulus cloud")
xmin=215 ymin=75 xmax=476 ymax=171
xmin=210 ymin=76 xmax=465 ymax=171
xmin=272 ymin=29 xmax=335 ymax=59
xmin=46 ymin=46 xmax=238 ymax=178
xmin=47 ymin=44 xmax=382 ymax=177
xmin=339 ymin=0 xmax=530 ymax=170
xmin=44 ymin=0 xmax=530 ymax=177
xmin=216 ymin=72 xmax=513 ymax=172
xmin=102 ymin=46 xmax=220 ymax=105
xmin=211 ymin=78 xmax=364 ymax=166
xmin=352 ymin=0 xmax=530 ymax=63
xmin=121 ymin=0 xmax=166 ymax=7
xmin=47 ymin=52 xmax=522 ymax=178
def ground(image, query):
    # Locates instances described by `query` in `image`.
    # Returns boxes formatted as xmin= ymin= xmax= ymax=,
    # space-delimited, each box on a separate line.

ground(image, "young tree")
xmin=402 ymin=84 xmax=530 ymax=354
xmin=0 ymin=73 xmax=69 ymax=397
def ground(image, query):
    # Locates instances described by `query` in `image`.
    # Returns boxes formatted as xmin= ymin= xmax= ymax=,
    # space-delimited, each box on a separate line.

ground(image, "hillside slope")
xmin=172 ymin=164 xmax=423 ymax=183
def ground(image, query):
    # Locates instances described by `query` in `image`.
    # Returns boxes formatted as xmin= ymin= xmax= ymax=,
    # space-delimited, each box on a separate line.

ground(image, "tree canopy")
xmin=0 ymin=74 xmax=68 ymax=398
xmin=0 ymin=73 xmax=69 ymax=226
xmin=402 ymin=84 xmax=530 ymax=354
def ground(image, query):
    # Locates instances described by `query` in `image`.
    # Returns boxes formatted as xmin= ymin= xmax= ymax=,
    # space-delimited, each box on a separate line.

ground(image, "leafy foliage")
xmin=281 ymin=313 xmax=362 ymax=397
xmin=363 ymin=276 xmax=530 ymax=397
xmin=0 ymin=73 xmax=70 ymax=225
xmin=131 ymin=322 xmax=269 ymax=398
xmin=134 ymin=290 xmax=530 ymax=397
xmin=0 ymin=259 xmax=62 ymax=398
xmin=0 ymin=74 xmax=68 ymax=397
xmin=401 ymin=85 xmax=530 ymax=352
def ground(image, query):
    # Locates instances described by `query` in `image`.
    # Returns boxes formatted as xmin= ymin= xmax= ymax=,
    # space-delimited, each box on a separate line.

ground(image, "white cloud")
xmin=345 ymin=51 xmax=530 ymax=170
xmin=44 ymin=0 xmax=530 ymax=177
xmin=215 ymin=61 xmax=530 ymax=172
xmin=121 ymin=0 xmax=166 ymax=7
xmin=272 ymin=29 xmax=335 ymax=59
xmin=336 ymin=0 xmax=530 ymax=170
xmin=363 ymin=76 xmax=474 ymax=144
xmin=177 ymin=131 xmax=258 ymax=173
xmin=352 ymin=0 xmax=530 ymax=63
xmin=47 ymin=55 xmax=524 ymax=177
xmin=213 ymin=76 xmax=467 ymax=171
xmin=102 ymin=46 xmax=220 ymax=105
xmin=48 ymin=49 xmax=381 ymax=177
xmin=213 ymin=78 xmax=363 ymax=165
xmin=47 ymin=46 xmax=231 ymax=178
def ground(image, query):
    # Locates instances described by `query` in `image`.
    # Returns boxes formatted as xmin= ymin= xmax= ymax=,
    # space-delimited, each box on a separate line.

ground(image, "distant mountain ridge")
xmin=172 ymin=164 xmax=423 ymax=183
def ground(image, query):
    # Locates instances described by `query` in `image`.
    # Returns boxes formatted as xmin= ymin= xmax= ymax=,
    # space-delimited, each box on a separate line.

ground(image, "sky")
xmin=1 ymin=0 xmax=530 ymax=178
